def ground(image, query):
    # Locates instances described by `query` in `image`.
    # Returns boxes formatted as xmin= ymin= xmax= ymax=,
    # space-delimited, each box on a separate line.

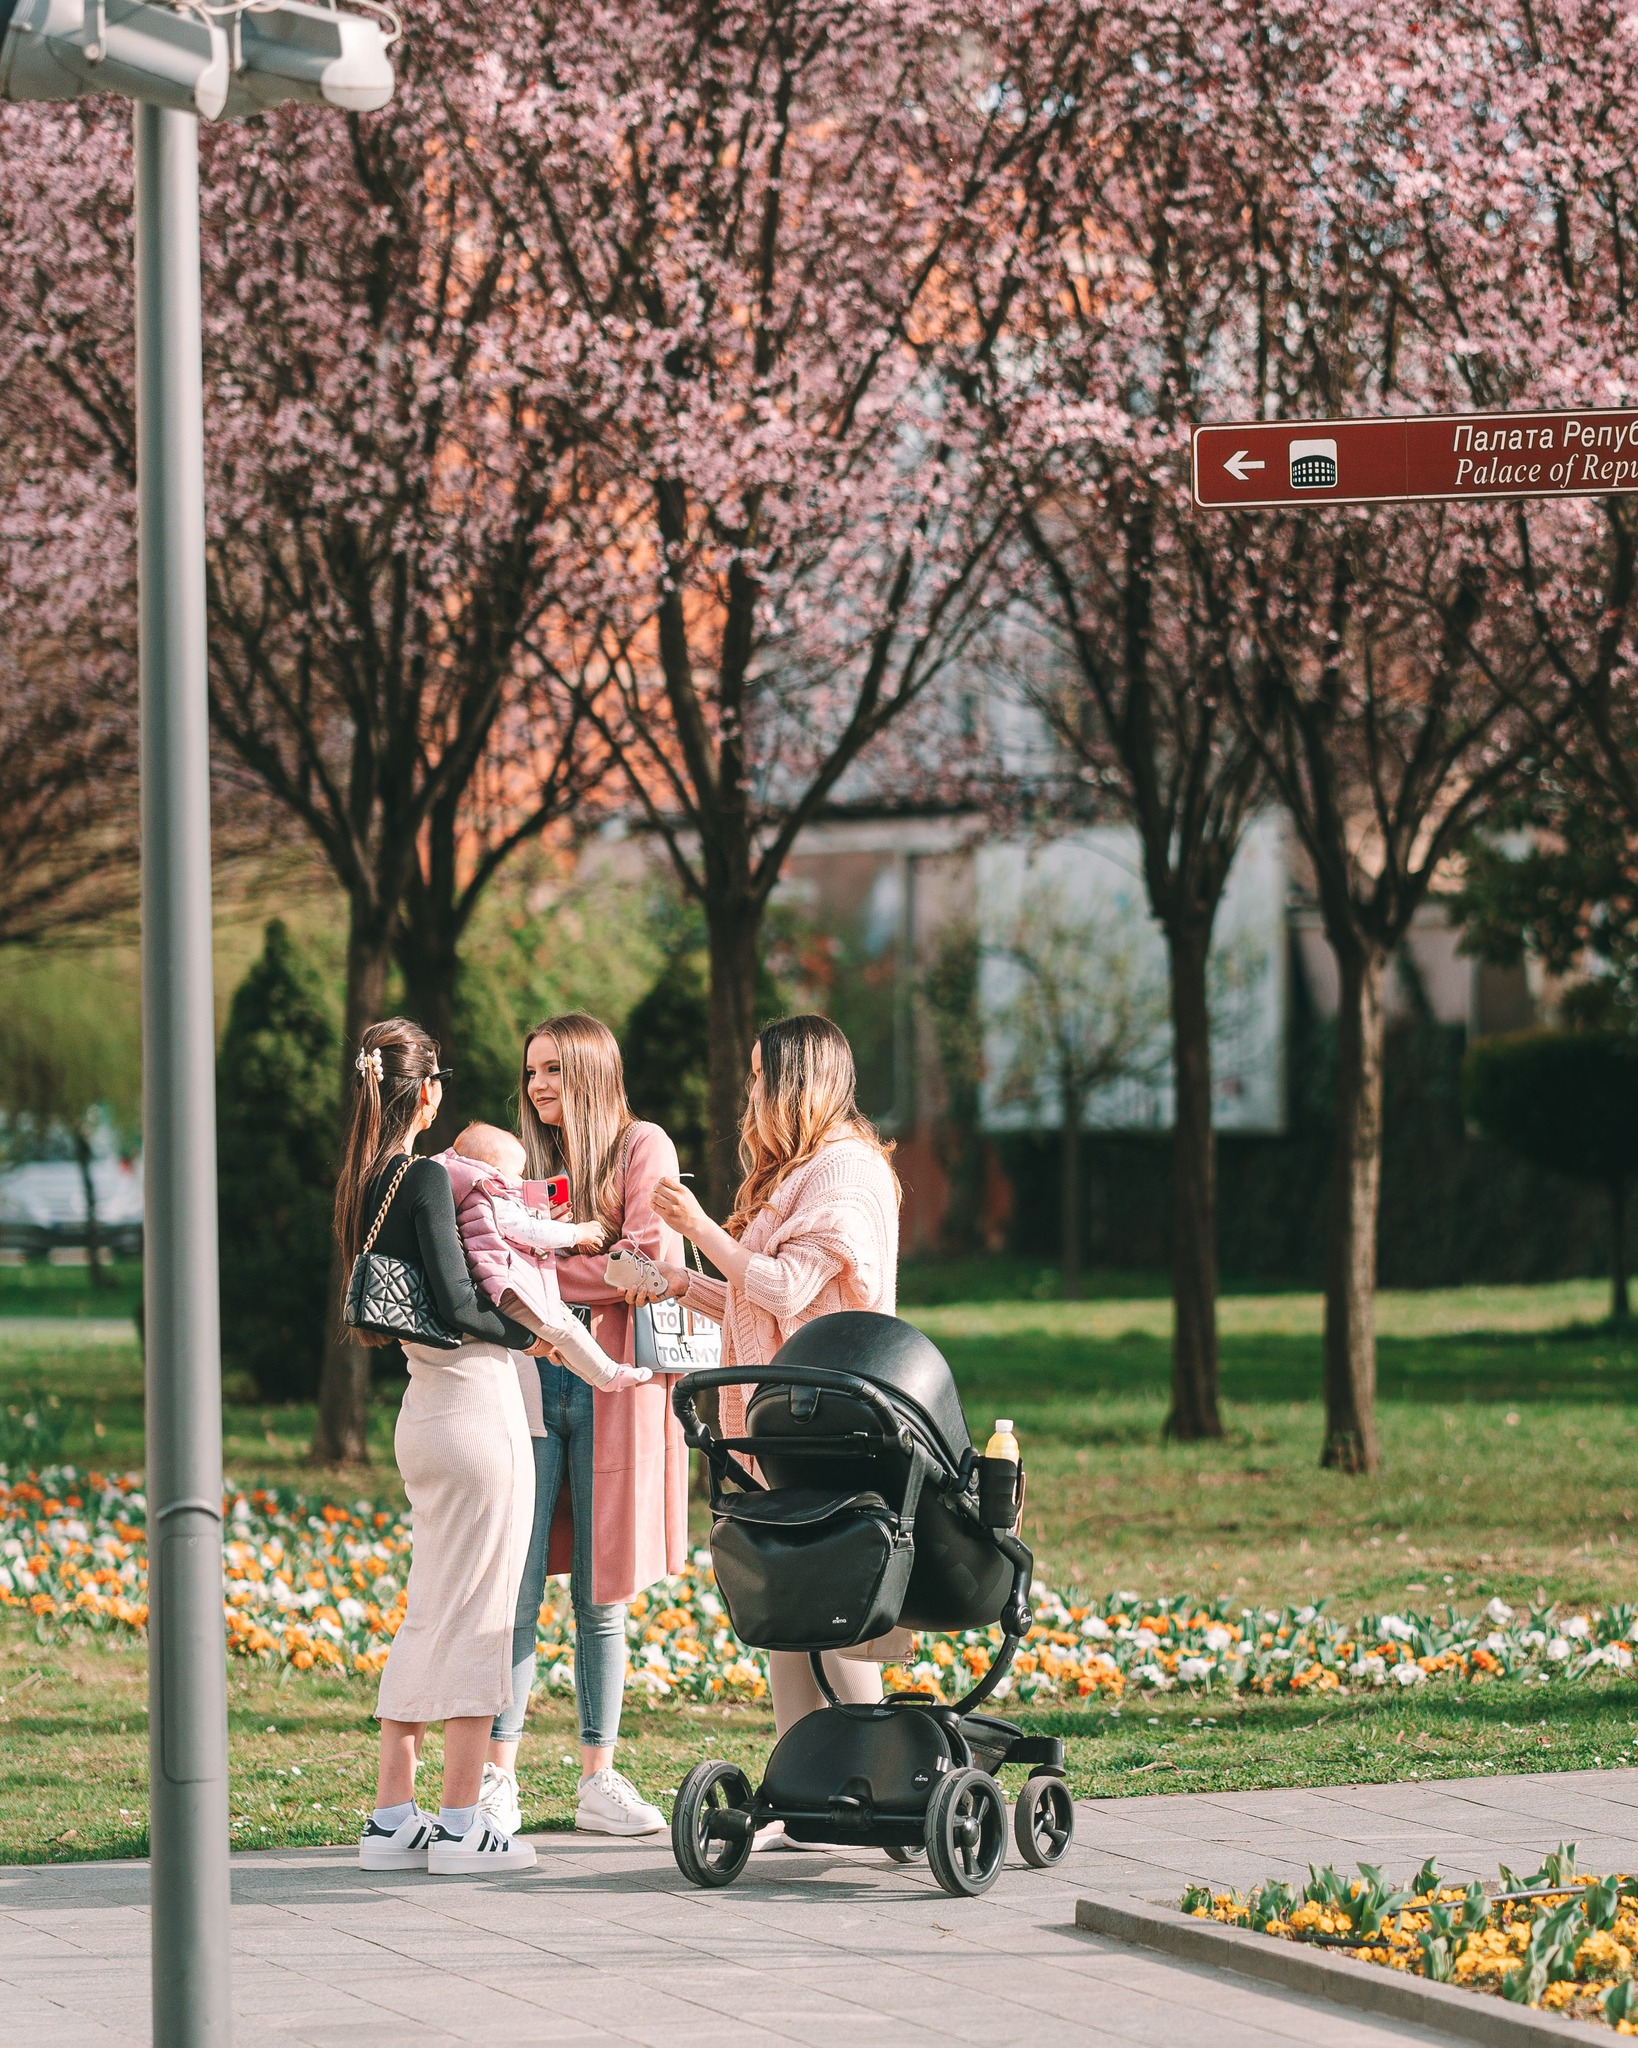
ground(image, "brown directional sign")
xmin=1192 ymin=408 xmax=1638 ymax=510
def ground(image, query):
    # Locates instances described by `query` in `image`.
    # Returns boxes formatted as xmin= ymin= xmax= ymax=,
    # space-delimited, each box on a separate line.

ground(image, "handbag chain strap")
xmin=359 ymin=1155 xmax=413 ymax=1257
xmin=620 ymin=1124 xmax=705 ymax=1291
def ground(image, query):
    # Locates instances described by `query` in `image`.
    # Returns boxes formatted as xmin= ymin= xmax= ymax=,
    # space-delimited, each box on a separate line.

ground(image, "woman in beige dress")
xmin=334 ymin=1017 xmax=544 ymax=1875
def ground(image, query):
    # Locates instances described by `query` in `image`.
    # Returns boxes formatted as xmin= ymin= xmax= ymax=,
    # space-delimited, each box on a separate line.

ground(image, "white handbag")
xmin=633 ymin=1245 xmax=723 ymax=1375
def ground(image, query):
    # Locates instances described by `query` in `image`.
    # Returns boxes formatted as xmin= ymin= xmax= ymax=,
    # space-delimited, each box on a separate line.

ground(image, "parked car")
xmin=0 ymin=1156 xmax=144 ymax=1261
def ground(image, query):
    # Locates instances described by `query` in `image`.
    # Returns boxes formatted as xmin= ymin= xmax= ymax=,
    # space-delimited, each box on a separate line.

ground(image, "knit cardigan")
xmin=680 ymin=1137 xmax=899 ymax=1440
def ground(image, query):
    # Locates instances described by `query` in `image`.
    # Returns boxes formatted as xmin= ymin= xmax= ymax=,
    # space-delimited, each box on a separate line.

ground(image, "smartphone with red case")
xmin=524 ymin=1175 xmax=570 ymax=1211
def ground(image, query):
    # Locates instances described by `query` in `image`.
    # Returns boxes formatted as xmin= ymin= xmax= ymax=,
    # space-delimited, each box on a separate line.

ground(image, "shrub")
xmin=217 ymin=921 xmax=339 ymax=1402
xmin=1463 ymin=1030 xmax=1638 ymax=1320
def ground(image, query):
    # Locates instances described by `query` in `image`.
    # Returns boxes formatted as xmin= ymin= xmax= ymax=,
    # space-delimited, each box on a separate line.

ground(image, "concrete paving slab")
xmin=8 ymin=1768 xmax=1638 ymax=2044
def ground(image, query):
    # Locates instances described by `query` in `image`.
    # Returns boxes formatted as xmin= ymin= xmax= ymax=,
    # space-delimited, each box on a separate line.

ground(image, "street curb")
xmin=1074 ymin=1891 xmax=1613 ymax=2046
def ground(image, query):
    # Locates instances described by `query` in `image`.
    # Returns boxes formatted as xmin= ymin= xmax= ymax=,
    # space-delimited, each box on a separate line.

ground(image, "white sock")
xmin=372 ymin=1801 xmax=415 ymax=1830
xmin=438 ymin=1804 xmax=479 ymax=1837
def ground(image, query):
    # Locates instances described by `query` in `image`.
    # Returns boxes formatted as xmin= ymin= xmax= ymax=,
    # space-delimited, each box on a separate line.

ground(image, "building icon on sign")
xmin=1289 ymin=438 xmax=1339 ymax=489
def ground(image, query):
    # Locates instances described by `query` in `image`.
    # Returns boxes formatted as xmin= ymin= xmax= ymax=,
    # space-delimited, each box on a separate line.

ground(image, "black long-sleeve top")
xmin=362 ymin=1154 xmax=533 ymax=1351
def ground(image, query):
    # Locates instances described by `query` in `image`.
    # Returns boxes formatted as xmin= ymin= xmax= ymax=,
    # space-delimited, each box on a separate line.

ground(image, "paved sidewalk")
xmin=5 ymin=1768 xmax=1636 ymax=2048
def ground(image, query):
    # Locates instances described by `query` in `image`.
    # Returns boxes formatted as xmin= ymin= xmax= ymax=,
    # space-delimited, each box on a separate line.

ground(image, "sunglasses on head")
xmin=430 ymin=1066 xmax=454 ymax=1082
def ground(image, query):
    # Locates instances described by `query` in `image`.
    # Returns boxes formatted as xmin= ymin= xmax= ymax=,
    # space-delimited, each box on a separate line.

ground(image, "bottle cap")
xmin=995 ymin=1419 xmax=1014 ymax=1434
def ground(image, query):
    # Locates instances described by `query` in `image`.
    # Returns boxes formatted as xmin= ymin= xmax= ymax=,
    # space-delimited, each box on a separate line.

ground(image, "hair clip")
xmin=354 ymin=1046 xmax=385 ymax=1083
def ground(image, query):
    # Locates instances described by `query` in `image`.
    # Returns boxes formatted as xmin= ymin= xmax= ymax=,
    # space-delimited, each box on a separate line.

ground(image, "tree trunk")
xmin=1166 ymin=923 xmax=1222 ymax=1440
xmin=398 ymin=919 xmax=460 ymax=1150
xmin=1060 ymin=1070 xmax=1083 ymax=1300
xmin=704 ymin=896 xmax=762 ymax=1221
xmin=1611 ymin=1178 xmax=1630 ymax=1325
xmin=398 ymin=799 xmax=466 ymax=1148
xmin=73 ymin=1123 xmax=109 ymax=1288
xmin=312 ymin=908 xmax=393 ymax=1466
xmin=1322 ymin=942 xmax=1385 ymax=1474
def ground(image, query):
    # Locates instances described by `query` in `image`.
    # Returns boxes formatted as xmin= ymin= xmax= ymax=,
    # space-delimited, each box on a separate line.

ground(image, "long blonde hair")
xmin=728 ymin=1014 xmax=897 ymax=1238
xmin=518 ymin=1012 xmax=636 ymax=1231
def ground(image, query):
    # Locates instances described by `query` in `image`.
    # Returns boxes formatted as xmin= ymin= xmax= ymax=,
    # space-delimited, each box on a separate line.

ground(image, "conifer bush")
xmin=217 ymin=921 xmax=339 ymax=1402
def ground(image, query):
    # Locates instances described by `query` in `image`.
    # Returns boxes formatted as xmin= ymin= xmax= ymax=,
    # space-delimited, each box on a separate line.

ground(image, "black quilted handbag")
xmin=343 ymin=1157 xmax=462 ymax=1349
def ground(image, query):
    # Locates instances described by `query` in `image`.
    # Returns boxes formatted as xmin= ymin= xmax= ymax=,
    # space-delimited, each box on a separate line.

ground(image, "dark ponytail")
xmin=333 ymin=1018 xmax=441 ymax=1340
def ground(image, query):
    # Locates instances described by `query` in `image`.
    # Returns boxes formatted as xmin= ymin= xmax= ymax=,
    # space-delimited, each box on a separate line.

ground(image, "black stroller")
xmin=668 ymin=1311 xmax=1074 ymax=1898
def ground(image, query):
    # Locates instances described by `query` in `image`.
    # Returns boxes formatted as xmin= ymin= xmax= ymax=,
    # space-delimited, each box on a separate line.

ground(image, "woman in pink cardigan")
xmin=641 ymin=1014 xmax=901 ymax=1755
xmin=479 ymin=1013 xmax=689 ymax=1843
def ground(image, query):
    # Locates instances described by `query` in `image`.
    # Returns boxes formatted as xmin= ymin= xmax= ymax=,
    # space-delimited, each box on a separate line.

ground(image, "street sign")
xmin=1193 ymin=407 xmax=1638 ymax=510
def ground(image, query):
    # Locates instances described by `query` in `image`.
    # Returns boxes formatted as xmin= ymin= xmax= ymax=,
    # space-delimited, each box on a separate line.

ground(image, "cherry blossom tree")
xmin=959 ymin=5 xmax=1266 ymax=1440
xmin=1182 ymin=2 xmax=1621 ymax=1471
xmin=0 ymin=34 xmax=612 ymax=1460
xmin=448 ymin=0 xmax=1058 ymax=1209
xmin=1430 ymin=5 xmax=1638 ymax=853
xmin=973 ymin=0 xmax=1626 ymax=1469
xmin=0 ymin=653 xmax=136 ymax=949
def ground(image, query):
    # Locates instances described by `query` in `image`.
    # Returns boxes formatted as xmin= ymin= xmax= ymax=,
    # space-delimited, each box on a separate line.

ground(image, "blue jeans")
xmin=491 ymin=1361 xmax=628 ymax=1748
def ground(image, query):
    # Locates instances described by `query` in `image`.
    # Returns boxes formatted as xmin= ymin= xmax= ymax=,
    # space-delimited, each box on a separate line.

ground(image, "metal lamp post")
xmin=135 ymin=100 xmax=234 ymax=2048
xmin=1 ymin=6 xmax=396 ymax=2042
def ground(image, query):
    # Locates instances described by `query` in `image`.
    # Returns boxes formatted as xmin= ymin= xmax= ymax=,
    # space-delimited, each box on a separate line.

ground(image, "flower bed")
xmin=1184 ymin=1847 xmax=1638 ymax=2030
xmin=5 ymin=1463 xmax=1638 ymax=1702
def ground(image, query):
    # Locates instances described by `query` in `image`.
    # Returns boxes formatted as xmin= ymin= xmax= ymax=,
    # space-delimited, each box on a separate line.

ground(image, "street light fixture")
xmin=0 ymin=0 xmax=395 ymax=117
xmin=0 ymin=7 xmax=397 ymax=2045
xmin=1 ymin=0 xmax=231 ymax=117
xmin=222 ymin=0 xmax=394 ymax=115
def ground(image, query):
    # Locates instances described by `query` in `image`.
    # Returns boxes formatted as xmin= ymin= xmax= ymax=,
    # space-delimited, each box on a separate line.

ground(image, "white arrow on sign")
xmin=1223 ymin=450 xmax=1266 ymax=482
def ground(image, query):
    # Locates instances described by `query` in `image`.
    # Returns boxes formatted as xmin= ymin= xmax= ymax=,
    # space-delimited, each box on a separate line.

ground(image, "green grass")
xmin=7 ymin=1629 xmax=1636 ymax=1866
xmin=898 ymin=1258 xmax=1180 ymax=1305
xmin=0 ymin=1333 xmax=402 ymax=1492
xmin=5 ymin=1275 xmax=1638 ymax=1862
xmin=912 ymin=1276 xmax=1613 ymax=1340
xmin=910 ymin=1288 xmax=1638 ymax=1612
xmin=0 ymin=1260 xmax=142 ymax=1323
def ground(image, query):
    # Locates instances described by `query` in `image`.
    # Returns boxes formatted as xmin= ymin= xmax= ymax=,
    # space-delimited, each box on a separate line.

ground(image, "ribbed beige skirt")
xmin=376 ymin=1339 xmax=534 ymax=1724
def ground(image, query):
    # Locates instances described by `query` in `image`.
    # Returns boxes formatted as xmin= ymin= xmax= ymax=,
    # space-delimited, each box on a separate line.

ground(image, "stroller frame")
xmin=669 ymin=1362 xmax=1074 ymax=1897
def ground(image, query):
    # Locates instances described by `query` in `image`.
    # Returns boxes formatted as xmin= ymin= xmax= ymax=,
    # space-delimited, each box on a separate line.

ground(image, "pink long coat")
xmin=547 ymin=1120 xmax=690 ymax=1604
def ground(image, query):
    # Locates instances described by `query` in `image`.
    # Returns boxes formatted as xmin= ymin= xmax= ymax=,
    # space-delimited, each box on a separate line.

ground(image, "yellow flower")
xmin=1576 ymin=1930 xmax=1631 ymax=1978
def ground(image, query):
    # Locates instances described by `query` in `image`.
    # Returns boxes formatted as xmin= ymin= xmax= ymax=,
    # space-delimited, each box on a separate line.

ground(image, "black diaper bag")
xmin=709 ymin=1481 xmax=920 ymax=1652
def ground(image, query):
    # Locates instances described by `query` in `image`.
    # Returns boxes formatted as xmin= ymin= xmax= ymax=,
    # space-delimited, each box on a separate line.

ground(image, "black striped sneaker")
xmin=426 ymin=1815 xmax=537 ymax=1873
xmin=358 ymin=1808 xmax=435 ymax=1870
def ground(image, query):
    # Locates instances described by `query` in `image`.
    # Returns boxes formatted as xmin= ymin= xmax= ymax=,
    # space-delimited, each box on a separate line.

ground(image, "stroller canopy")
xmin=760 ymin=1311 xmax=974 ymax=1474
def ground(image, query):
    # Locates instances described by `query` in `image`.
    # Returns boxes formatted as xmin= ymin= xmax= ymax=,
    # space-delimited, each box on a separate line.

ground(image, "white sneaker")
xmin=426 ymin=1814 xmax=537 ymax=1874
xmin=478 ymin=1761 xmax=522 ymax=1837
xmin=358 ymin=1807 xmax=435 ymax=1870
xmin=603 ymin=1240 xmax=669 ymax=1298
xmin=575 ymin=1767 xmax=665 ymax=1836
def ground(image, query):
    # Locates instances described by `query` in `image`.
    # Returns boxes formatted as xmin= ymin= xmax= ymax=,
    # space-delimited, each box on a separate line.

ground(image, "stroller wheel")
xmin=1013 ymin=1773 xmax=1074 ymax=1868
xmin=924 ymin=1768 xmax=1007 ymax=1898
xmin=883 ymin=1843 xmax=925 ymax=1864
xmin=672 ymin=1761 xmax=755 ymax=1888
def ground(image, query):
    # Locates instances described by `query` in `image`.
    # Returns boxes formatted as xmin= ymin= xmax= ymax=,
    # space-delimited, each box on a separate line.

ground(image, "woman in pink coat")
xmin=479 ymin=1013 xmax=689 ymax=1841
xmin=634 ymin=1014 xmax=901 ymax=1800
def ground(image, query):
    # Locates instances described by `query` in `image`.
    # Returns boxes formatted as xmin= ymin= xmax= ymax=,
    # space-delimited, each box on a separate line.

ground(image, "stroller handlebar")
xmin=670 ymin=1363 xmax=916 ymax=1455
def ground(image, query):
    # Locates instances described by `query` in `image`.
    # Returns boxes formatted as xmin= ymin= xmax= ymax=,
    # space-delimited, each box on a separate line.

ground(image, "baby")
xmin=438 ymin=1122 xmax=651 ymax=1394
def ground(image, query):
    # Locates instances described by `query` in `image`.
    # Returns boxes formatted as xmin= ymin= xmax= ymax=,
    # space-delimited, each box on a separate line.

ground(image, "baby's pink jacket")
xmin=435 ymin=1149 xmax=568 ymax=1326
